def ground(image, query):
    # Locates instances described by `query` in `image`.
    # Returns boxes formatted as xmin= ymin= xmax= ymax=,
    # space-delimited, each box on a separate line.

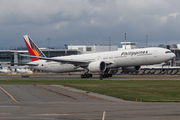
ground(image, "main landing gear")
xmin=81 ymin=74 xmax=93 ymax=78
xmin=80 ymin=69 xmax=112 ymax=80
xmin=100 ymin=73 xmax=112 ymax=80
xmin=99 ymin=69 xmax=112 ymax=80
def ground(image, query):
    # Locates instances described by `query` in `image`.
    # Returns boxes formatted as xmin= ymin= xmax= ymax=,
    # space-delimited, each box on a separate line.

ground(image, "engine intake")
xmin=88 ymin=61 xmax=106 ymax=72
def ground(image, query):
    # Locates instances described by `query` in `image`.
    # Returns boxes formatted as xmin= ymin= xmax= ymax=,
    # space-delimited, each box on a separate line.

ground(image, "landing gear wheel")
xmin=80 ymin=74 xmax=93 ymax=79
xmin=105 ymin=74 xmax=109 ymax=78
xmin=86 ymin=74 xmax=89 ymax=78
xmin=89 ymin=74 xmax=93 ymax=77
xmin=109 ymin=74 xmax=112 ymax=77
xmin=81 ymin=74 xmax=84 ymax=78
xmin=100 ymin=74 xmax=103 ymax=80
xmin=100 ymin=74 xmax=113 ymax=79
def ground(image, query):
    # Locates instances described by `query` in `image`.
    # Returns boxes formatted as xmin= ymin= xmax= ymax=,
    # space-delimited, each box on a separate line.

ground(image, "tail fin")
xmin=23 ymin=35 xmax=46 ymax=62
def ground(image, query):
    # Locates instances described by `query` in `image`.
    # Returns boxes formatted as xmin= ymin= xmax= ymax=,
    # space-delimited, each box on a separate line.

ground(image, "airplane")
xmin=13 ymin=68 xmax=33 ymax=74
xmin=0 ymin=63 xmax=33 ymax=74
xmin=21 ymin=35 xmax=175 ymax=80
xmin=0 ymin=64 xmax=12 ymax=74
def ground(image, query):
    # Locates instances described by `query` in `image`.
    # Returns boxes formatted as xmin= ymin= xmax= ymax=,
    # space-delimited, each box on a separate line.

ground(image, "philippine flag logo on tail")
xmin=23 ymin=35 xmax=46 ymax=62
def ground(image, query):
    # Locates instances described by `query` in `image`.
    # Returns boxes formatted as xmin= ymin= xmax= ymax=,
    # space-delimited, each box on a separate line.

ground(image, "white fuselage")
xmin=28 ymin=47 xmax=175 ymax=73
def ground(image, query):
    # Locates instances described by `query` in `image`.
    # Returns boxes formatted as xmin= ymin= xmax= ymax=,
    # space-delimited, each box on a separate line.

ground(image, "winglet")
xmin=23 ymin=35 xmax=46 ymax=62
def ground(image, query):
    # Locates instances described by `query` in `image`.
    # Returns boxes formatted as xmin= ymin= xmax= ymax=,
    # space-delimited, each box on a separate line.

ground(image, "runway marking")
xmin=0 ymin=106 xmax=19 ymax=107
xmin=0 ymin=87 xmax=19 ymax=104
xmin=47 ymin=85 xmax=122 ymax=103
xmin=33 ymin=114 xmax=72 ymax=116
xmin=0 ymin=113 xmax=10 ymax=115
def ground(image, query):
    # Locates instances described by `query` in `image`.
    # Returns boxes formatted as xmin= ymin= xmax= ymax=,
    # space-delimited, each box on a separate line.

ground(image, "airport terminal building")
xmin=0 ymin=49 xmax=79 ymax=65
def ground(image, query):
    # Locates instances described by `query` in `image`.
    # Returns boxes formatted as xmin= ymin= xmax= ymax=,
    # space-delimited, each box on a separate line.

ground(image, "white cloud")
xmin=160 ymin=12 xmax=180 ymax=23
xmin=53 ymin=21 xmax=69 ymax=29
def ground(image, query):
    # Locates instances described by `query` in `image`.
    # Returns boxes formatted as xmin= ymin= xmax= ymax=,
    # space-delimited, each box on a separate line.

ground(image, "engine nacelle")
xmin=122 ymin=66 xmax=141 ymax=73
xmin=88 ymin=61 xmax=106 ymax=72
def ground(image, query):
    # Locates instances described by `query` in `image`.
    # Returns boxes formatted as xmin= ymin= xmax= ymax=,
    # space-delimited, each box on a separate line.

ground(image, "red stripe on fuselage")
xmin=23 ymin=37 xmax=39 ymax=62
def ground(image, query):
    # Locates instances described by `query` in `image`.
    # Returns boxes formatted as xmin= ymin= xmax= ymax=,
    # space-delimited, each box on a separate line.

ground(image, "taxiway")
xmin=0 ymin=75 xmax=180 ymax=119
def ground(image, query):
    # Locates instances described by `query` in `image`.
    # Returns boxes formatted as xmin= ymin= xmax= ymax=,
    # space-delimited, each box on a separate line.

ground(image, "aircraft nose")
xmin=171 ymin=52 xmax=176 ymax=59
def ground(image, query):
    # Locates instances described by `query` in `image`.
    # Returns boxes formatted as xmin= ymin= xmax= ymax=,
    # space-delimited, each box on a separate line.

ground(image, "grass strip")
xmin=0 ymin=79 xmax=180 ymax=102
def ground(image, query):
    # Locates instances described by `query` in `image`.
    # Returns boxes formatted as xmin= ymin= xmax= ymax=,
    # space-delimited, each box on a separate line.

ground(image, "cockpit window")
xmin=165 ymin=51 xmax=172 ymax=53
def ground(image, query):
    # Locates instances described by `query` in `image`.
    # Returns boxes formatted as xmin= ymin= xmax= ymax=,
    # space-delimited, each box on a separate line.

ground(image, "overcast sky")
xmin=0 ymin=0 xmax=180 ymax=49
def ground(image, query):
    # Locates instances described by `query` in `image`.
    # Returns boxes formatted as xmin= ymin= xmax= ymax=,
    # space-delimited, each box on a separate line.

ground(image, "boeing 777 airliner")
xmin=21 ymin=35 xmax=175 ymax=80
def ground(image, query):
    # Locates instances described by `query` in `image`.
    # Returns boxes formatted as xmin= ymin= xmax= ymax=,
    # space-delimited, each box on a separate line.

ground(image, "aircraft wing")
xmin=20 ymin=54 xmax=90 ymax=66
xmin=20 ymin=54 xmax=114 ymax=67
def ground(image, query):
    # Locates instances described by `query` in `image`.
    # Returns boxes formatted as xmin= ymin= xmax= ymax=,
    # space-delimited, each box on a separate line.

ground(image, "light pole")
xmin=109 ymin=37 xmax=111 ymax=51
xmin=64 ymin=44 xmax=67 ymax=56
xmin=47 ymin=38 xmax=50 ymax=57
xmin=125 ymin=33 xmax=126 ymax=50
xmin=146 ymin=35 xmax=148 ymax=48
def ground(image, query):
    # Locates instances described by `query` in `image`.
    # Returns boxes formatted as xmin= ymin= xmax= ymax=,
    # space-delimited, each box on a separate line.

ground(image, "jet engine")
xmin=88 ymin=61 xmax=106 ymax=72
xmin=122 ymin=66 xmax=141 ymax=73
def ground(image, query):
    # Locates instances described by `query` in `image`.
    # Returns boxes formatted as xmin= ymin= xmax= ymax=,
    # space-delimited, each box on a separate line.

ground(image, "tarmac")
xmin=0 ymin=74 xmax=180 ymax=119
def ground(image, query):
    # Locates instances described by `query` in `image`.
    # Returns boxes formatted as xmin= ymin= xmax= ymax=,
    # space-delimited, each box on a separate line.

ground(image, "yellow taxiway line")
xmin=0 ymin=87 xmax=19 ymax=103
